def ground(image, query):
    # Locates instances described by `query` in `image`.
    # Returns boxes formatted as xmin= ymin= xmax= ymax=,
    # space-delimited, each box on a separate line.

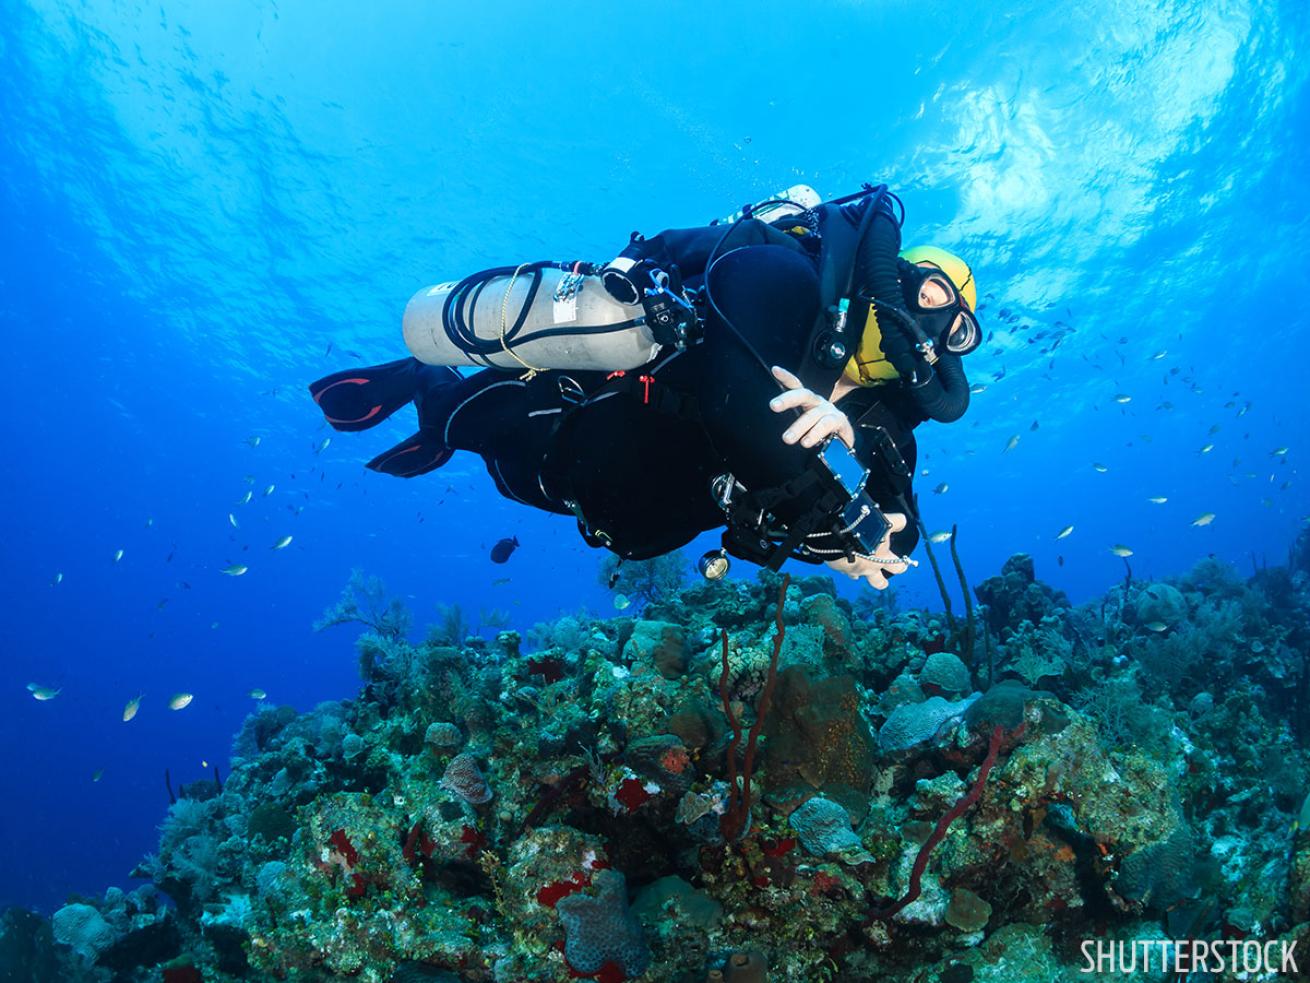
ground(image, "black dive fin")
xmin=309 ymin=358 xmax=421 ymax=432
xmin=366 ymin=430 xmax=453 ymax=478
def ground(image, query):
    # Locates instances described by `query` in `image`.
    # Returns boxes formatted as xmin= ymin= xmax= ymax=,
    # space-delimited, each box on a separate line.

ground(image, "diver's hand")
xmin=769 ymin=365 xmax=856 ymax=449
xmin=824 ymin=512 xmax=912 ymax=590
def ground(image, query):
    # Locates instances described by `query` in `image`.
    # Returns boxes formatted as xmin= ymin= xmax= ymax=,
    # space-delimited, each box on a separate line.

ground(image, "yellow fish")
xmin=246 ymin=435 xmax=262 ymax=448
xmin=1113 ymin=394 xmax=1132 ymax=404
xmin=1151 ymin=350 xmax=1168 ymax=360
xmin=1109 ymin=545 xmax=1134 ymax=558
xmin=1056 ymin=525 xmax=1074 ymax=540
xmin=123 ymin=695 xmax=142 ymax=722
xmin=249 ymin=688 xmax=267 ymax=700
xmin=1200 ymin=444 xmax=1214 ymax=454
xmin=1092 ymin=463 xmax=1109 ymax=473
xmin=238 ymin=490 xmax=253 ymax=505
xmin=928 ymin=531 xmax=953 ymax=544
xmin=30 ymin=685 xmax=61 ymax=701
xmin=263 ymin=484 xmax=276 ymax=497
xmin=1191 ymin=512 xmax=1216 ymax=527
xmin=113 ymin=549 xmax=124 ymax=563
xmin=228 ymin=513 xmax=239 ymax=529
xmin=316 ymin=437 xmax=331 ymax=454
xmin=222 ymin=564 xmax=249 ymax=577
xmin=92 ymin=769 xmax=104 ymax=782
xmin=272 ymin=535 xmax=293 ymax=550
xmin=168 ymin=693 xmax=194 ymax=711
xmin=1004 ymin=435 xmax=1020 ymax=453
xmin=1272 ymin=447 xmax=1289 ymax=457
xmin=51 ymin=572 xmax=63 ymax=586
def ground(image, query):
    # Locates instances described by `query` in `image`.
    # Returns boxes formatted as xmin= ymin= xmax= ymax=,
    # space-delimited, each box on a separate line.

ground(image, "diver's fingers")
xmin=782 ymin=405 xmax=839 ymax=446
xmin=798 ymin=411 xmax=851 ymax=448
xmin=863 ymin=567 xmax=890 ymax=590
xmin=769 ymin=387 xmax=822 ymax=414
xmin=771 ymin=365 xmax=803 ymax=390
xmin=887 ymin=512 xmax=908 ymax=535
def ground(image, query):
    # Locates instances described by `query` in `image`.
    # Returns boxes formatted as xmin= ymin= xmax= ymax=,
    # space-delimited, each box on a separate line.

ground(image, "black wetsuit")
xmin=312 ymin=195 xmax=929 ymax=565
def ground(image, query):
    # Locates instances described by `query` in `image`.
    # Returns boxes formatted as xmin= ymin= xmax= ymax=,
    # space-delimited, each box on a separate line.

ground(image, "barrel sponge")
xmin=556 ymin=869 xmax=651 ymax=977
xmin=51 ymin=903 xmax=115 ymax=961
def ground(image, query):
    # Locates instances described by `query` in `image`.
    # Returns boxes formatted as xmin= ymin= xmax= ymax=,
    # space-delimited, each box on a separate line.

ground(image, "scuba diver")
xmin=310 ymin=183 xmax=980 ymax=590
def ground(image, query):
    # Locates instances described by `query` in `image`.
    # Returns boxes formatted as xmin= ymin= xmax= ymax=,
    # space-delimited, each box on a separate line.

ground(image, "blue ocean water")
xmin=0 ymin=0 xmax=1306 ymax=917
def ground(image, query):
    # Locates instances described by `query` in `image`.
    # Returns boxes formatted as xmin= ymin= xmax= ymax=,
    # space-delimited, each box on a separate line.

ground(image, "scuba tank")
xmin=716 ymin=183 xmax=820 ymax=226
xmin=402 ymin=264 xmax=660 ymax=372
xmin=402 ymin=186 xmax=823 ymax=373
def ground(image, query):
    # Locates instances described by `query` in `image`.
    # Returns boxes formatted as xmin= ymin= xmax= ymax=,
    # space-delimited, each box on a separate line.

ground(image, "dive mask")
xmin=899 ymin=260 xmax=981 ymax=357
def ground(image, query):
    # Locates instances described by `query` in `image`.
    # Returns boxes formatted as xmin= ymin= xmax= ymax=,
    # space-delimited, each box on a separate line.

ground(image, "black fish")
xmin=1057 ymin=555 xmax=1064 ymax=567
xmin=490 ymin=536 xmax=520 ymax=563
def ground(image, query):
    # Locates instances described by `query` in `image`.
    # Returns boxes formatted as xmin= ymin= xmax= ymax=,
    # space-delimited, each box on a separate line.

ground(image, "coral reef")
xmin=6 ymin=546 xmax=1310 ymax=982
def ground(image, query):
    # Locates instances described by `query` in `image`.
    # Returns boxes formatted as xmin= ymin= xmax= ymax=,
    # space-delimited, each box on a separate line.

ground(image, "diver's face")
xmin=907 ymin=260 xmax=981 ymax=355
xmin=915 ymin=263 xmax=954 ymax=308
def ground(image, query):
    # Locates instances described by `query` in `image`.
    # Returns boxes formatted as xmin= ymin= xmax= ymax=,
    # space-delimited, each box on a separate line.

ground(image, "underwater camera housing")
xmin=708 ymin=439 xmax=891 ymax=576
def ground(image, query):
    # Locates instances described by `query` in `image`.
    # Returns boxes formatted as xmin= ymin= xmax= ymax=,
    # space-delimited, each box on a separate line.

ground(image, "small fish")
xmin=1147 ymin=496 xmax=1168 ymax=504
xmin=490 ymin=536 xmax=520 ymax=564
xmin=1109 ymin=545 xmax=1134 ymax=558
xmin=969 ymin=384 xmax=988 ymax=395
xmin=238 ymin=490 xmax=253 ymax=505
xmin=30 ymin=686 xmax=61 ymax=701
xmin=933 ymin=482 xmax=950 ymax=495
xmin=222 ymin=564 xmax=249 ymax=576
xmin=228 ymin=513 xmax=239 ymax=529
xmin=1056 ymin=525 xmax=1074 ymax=540
xmin=1272 ymin=447 xmax=1289 ymax=457
xmin=249 ymin=688 xmax=267 ymax=700
xmin=1113 ymin=394 xmax=1132 ymax=404
xmin=613 ymin=593 xmax=632 ymax=611
xmin=928 ymin=531 xmax=953 ymax=544
xmin=324 ymin=341 xmax=334 ymax=356
xmin=1200 ymin=443 xmax=1214 ymax=454
xmin=113 ymin=549 xmax=124 ymax=563
xmin=123 ymin=695 xmax=142 ymax=722
xmin=51 ymin=572 xmax=63 ymax=586
xmin=1191 ymin=512 xmax=1216 ymax=527
xmin=145 ymin=517 xmax=154 ymax=528
xmin=1057 ymin=555 xmax=1064 ymax=567
xmin=315 ymin=437 xmax=331 ymax=454
xmin=1004 ymin=435 xmax=1020 ymax=452
xmin=168 ymin=693 xmax=193 ymax=711
xmin=1151 ymin=349 xmax=1168 ymax=360
xmin=246 ymin=436 xmax=262 ymax=448
xmin=492 ymin=576 xmax=511 ymax=586
xmin=263 ymin=484 xmax=276 ymax=497
xmin=1092 ymin=463 xmax=1109 ymax=473
xmin=1030 ymin=420 xmax=1040 ymax=432
xmin=271 ymin=535 xmax=293 ymax=550
xmin=92 ymin=769 xmax=104 ymax=782
xmin=1143 ymin=621 xmax=1169 ymax=633
xmin=1208 ymin=424 xmax=1222 ymax=436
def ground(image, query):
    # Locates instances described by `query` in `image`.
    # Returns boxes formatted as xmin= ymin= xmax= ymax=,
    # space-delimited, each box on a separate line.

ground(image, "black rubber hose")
xmin=852 ymin=196 xmax=903 ymax=310
xmin=908 ymin=352 xmax=971 ymax=423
